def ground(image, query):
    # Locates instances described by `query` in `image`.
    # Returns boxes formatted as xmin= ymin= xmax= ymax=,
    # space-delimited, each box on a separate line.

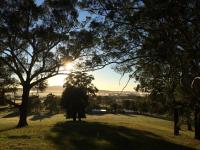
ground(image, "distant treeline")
xmin=6 ymin=93 xmax=171 ymax=118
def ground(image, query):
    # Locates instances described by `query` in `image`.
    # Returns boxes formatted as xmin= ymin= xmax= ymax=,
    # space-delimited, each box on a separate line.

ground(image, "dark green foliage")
xmin=63 ymin=71 xmax=98 ymax=95
xmin=86 ymin=97 xmax=101 ymax=113
xmin=110 ymin=102 xmax=119 ymax=113
xmin=61 ymin=86 xmax=88 ymax=121
xmin=132 ymin=0 xmax=200 ymax=137
xmin=61 ymin=72 xmax=98 ymax=121
xmin=43 ymin=93 xmax=60 ymax=114
xmin=33 ymin=80 xmax=48 ymax=95
xmin=122 ymin=100 xmax=131 ymax=110
xmin=80 ymin=0 xmax=200 ymax=139
xmin=28 ymin=95 xmax=41 ymax=114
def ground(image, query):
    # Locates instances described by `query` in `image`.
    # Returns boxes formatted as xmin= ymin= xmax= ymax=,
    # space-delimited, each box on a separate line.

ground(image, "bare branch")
xmin=5 ymin=99 xmax=20 ymax=108
xmin=0 ymin=57 xmax=25 ymax=84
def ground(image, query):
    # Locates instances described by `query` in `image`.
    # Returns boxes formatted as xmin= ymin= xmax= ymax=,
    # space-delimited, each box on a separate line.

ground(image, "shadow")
xmin=0 ymin=127 xmax=16 ymax=133
xmin=7 ymin=135 xmax=31 ymax=139
xmin=87 ymin=113 xmax=137 ymax=117
xmin=120 ymin=113 xmax=137 ymax=117
xmin=2 ymin=111 xmax=19 ymax=118
xmin=87 ymin=113 xmax=112 ymax=116
xmin=2 ymin=110 xmax=55 ymax=121
xmin=30 ymin=112 xmax=54 ymax=121
xmin=0 ymin=106 xmax=9 ymax=112
xmin=47 ymin=121 xmax=194 ymax=150
xmin=141 ymin=113 xmax=172 ymax=121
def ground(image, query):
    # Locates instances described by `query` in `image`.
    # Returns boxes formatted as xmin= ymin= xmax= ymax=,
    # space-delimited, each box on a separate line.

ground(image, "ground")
xmin=0 ymin=112 xmax=199 ymax=150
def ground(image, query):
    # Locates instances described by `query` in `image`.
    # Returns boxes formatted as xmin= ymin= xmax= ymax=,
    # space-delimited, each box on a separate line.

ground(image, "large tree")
xmin=0 ymin=0 xmax=94 ymax=127
xmin=80 ymin=0 xmax=200 ymax=139
xmin=133 ymin=0 xmax=200 ymax=138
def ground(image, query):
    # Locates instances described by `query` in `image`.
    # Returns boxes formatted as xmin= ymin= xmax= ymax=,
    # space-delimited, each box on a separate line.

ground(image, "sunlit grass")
xmin=0 ymin=114 xmax=199 ymax=150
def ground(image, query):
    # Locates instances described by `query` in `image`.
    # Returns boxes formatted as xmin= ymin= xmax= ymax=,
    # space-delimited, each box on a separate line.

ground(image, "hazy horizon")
xmin=48 ymin=66 xmax=137 ymax=92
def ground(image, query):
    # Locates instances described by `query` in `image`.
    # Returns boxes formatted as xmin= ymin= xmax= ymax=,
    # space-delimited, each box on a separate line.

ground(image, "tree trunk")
xmin=186 ymin=112 xmax=192 ymax=131
xmin=174 ymin=107 xmax=180 ymax=135
xmin=73 ymin=117 xmax=76 ymax=122
xmin=0 ymin=90 xmax=5 ymax=105
xmin=17 ymin=86 xmax=30 ymax=128
xmin=195 ymin=106 xmax=200 ymax=140
xmin=187 ymin=120 xmax=193 ymax=131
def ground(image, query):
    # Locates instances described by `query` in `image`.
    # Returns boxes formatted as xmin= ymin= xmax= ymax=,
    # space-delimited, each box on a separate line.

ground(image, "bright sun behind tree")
xmin=64 ymin=62 xmax=74 ymax=71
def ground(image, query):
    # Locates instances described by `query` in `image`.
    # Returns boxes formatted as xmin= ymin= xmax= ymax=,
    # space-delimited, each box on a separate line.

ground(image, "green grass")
xmin=0 ymin=114 xmax=199 ymax=150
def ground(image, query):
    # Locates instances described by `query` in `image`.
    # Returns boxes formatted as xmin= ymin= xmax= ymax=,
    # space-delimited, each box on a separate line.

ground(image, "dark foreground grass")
xmin=0 ymin=114 xmax=199 ymax=150
xmin=47 ymin=121 xmax=194 ymax=150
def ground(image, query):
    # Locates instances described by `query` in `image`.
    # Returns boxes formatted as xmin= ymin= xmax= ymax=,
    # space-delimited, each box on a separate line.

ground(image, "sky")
xmin=48 ymin=65 xmax=137 ymax=91
xmin=35 ymin=0 xmax=137 ymax=91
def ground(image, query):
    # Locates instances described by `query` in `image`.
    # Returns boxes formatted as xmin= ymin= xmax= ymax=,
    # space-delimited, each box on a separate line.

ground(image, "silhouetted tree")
xmin=0 ymin=0 xmax=94 ymax=127
xmin=28 ymin=95 xmax=41 ymax=114
xmin=81 ymin=0 xmax=200 ymax=139
xmin=61 ymin=72 xmax=98 ymax=121
xmin=61 ymin=86 xmax=88 ymax=121
xmin=44 ymin=93 xmax=60 ymax=114
xmin=191 ymin=77 xmax=200 ymax=139
xmin=33 ymin=79 xmax=48 ymax=96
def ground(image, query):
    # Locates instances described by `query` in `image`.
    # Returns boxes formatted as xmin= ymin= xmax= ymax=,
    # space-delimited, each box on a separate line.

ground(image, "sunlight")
xmin=64 ymin=62 xmax=74 ymax=71
xmin=48 ymin=62 xmax=74 ymax=86
xmin=48 ymin=74 xmax=66 ymax=86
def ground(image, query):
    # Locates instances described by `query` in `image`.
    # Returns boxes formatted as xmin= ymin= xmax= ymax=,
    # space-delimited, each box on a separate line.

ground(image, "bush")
xmin=28 ymin=95 xmax=41 ymax=114
xmin=61 ymin=86 xmax=88 ymax=121
xmin=43 ymin=93 xmax=61 ymax=114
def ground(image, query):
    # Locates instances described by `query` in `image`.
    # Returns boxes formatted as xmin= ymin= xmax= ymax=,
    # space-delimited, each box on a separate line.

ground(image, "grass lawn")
xmin=0 ymin=113 xmax=199 ymax=150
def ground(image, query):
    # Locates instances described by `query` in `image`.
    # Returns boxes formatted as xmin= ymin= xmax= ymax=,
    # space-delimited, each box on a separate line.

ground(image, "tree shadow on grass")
xmin=120 ymin=113 xmax=137 ymax=117
xmin=7 ymin=135 xmax=31 ymax=139
xmin=30 ymin=112 xmax=54 ymax=121
xmin=2 ymin=111 xmax=19 ymax=118
xmin=0 ymin=127 xmax=16 ymax=133
xmin=47 ymin=121 xmax=195 ymax=150
xmin=2 ymin=110 xmax=55 ymax=121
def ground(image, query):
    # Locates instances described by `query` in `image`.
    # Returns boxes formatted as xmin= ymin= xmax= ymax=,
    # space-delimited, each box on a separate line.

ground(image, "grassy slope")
xmin=0 ymin=114 xmax=199 ymax=150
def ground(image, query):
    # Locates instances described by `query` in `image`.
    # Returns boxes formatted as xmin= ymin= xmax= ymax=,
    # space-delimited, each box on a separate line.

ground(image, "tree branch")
xmin=0 ymin=57 xmax=25 ymax=84
xmin=5 ymin=99 xmax=20 ymax=108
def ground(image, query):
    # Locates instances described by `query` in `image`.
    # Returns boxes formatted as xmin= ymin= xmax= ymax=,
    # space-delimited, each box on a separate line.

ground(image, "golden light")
xmin=64 ymin=62 xmax=74 ymax=71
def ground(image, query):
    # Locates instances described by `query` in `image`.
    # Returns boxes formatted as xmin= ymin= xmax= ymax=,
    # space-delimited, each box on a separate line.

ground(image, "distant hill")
xmin=14 ymin=86 xmax=145 ymax=97
xmin=30 ymin=86 xmax=65 ymax=96
xmin=36 ymin=86 xmax=145 ymax=97
xmin=44 ymin=86 xmax=65 ymax=93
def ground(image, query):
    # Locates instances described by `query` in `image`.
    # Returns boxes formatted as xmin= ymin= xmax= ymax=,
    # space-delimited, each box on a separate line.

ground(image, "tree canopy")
xmin=79 ymin=0 xmax=200 ymax=139
xmin=63 ymin=71 xmax=98 ymax=95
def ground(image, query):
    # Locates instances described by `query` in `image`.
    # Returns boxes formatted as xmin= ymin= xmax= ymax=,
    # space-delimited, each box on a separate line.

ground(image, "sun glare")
xmin=64 ymin=62 xmax=74 ymax=71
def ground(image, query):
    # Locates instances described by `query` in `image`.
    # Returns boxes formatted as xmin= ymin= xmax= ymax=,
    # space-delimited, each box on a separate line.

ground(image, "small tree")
xmin=33 ymin=79 xmax=48 ymax=96
xmin=61 ymin=71 xmax=98 ymax=121
xmin=28 ymin=95 xmax=41 ymax=114
xmin=44 ymin=93 xmax=60 ymax=114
